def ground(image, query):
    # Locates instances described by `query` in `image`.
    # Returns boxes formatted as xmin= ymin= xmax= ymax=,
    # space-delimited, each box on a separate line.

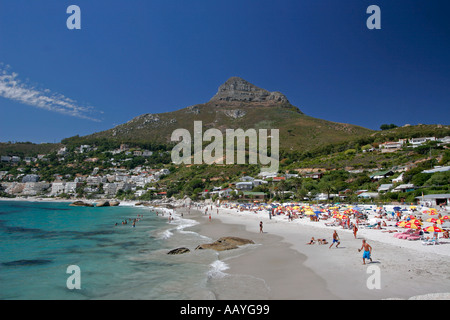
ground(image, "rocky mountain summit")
xmin=210 ymin=77 xmax=289 ymax=104
xmin=79 ymin=77 xmax=372 ymax=151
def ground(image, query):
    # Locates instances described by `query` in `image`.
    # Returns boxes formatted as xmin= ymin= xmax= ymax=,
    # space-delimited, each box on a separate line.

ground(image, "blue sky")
xmin=0 ymin=0 xmax=449 ymax=143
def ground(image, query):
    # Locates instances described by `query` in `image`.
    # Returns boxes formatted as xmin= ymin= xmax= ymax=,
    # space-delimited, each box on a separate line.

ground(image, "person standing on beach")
xmin=260 ymin=221 xmax=263 ymax=233
xmin=329 ymin=230 xmax=340 ymax=248
xmin=358 ymin=239 xmax=373 ymax=264
xmin=353 ymin=224 xmax=358 ymax=239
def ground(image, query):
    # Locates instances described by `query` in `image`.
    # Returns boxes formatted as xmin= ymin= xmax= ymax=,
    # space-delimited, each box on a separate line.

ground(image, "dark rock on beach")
xmin=195 ymin=237 xmax=255 ymax=251
xmin=69 ymin=201 xmax=94 ymax=207
xmin=96 ymin=200 xmax=110 ymax=207
xmin=167 ymin=247 xmax=191 ymax=255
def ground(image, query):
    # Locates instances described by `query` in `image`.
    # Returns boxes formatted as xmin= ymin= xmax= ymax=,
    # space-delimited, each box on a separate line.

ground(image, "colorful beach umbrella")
xmin=398 ymin=219 xmax=422 ymax=228
xmin=397 ymin=221 xmax=407 ymax=227
xmin=404 ymin=221 xmax=422 ymax=229
xmin=427 ymin=218 xmax=444 ymax=224
xmin=425 ymin=226 xmax=443 ymax=233
xmin=422 ymin=208 xmax=438 ymax=215
xmin=441 ymin=215 xmax=450 ymax=220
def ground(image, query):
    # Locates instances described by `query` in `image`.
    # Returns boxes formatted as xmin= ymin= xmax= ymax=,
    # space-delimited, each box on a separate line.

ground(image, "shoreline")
xmin=180 ymin=205 xmax=450 ymax=300
xmin=2 ymin=197 xmax=450 ymax=300
xmin=183 ymin=207 xmax=338 ymax=300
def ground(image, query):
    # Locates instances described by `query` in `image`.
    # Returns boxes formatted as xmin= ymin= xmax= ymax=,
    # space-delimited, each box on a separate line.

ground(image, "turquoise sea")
xmin=0 ymin=200 xmax=229 ymax=300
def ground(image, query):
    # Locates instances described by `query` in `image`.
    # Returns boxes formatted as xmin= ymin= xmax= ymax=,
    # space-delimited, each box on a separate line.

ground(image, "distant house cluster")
xmin=378 ymin=136 xmax=450 ymax=153
xmin=0 ymin=143 xmax=167 ymax=199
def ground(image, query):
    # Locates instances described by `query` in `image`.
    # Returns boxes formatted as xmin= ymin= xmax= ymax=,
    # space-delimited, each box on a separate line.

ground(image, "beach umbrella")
xmin=441 ymin=215 xmax=450 ymax=220
xmin=427 ymin=218 xmax=444 ymax=224
xmin=425 ymin=226 xmax=443 ymax=233
xmin=423 ymin=208 xmax=438 ymax=215
xmin=404 ymin=221 xmax=422 ymax=229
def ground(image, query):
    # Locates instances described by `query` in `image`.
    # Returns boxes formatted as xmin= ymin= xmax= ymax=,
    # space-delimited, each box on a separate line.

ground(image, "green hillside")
xmin=80 ymin=101 xmax=372 ymax=152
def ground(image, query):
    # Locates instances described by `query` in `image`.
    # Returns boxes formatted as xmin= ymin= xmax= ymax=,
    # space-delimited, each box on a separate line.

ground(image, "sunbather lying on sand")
xmin=306 ymin=237 xmax=328 ymax=245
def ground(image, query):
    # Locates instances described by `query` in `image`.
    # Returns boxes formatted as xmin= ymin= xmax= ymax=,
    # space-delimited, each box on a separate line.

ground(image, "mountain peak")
xmin=210 ymin=77 xmax=289 ymax=104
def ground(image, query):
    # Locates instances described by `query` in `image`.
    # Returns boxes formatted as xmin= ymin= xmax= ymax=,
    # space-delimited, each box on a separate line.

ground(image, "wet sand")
xmin=183 ymin=208 xmax=338 ymax=300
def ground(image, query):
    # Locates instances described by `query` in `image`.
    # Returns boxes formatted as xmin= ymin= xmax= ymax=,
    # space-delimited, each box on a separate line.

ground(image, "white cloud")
xmin=0 ymin=64 xmax=102 ymax=122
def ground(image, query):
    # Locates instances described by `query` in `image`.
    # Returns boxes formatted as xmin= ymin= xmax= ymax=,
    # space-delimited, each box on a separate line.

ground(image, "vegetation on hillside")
xmin=1 ymin=124 xmax=449 ymax=204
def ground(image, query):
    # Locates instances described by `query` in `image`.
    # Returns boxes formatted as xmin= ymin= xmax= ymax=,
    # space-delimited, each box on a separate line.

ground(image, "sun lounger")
xmin=407 ymin=236 xmax=421 ymax=241
xmin=422 ymin=238 xmax=439 ymax=245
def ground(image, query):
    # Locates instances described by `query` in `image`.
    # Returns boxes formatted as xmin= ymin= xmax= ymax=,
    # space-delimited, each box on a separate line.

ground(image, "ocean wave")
xmin=174 ymin=217 xmax=198 ymax=230
xmin=207 ymin=260 xmax=229 ymax=279
xmin=158 ymin=229 xmax=173 ymax=239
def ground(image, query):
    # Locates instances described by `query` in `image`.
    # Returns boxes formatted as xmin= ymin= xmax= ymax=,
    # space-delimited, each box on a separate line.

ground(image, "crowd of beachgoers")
xmin=209 ymin=201 xmax=450 ymax=255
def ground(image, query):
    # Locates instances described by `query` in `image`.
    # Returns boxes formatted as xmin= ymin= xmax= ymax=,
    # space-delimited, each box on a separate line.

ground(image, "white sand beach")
xmin=188 ymin=204 xmax=450 ymax=300
xmin=3 ymin=197 xmax=449 ymax=300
